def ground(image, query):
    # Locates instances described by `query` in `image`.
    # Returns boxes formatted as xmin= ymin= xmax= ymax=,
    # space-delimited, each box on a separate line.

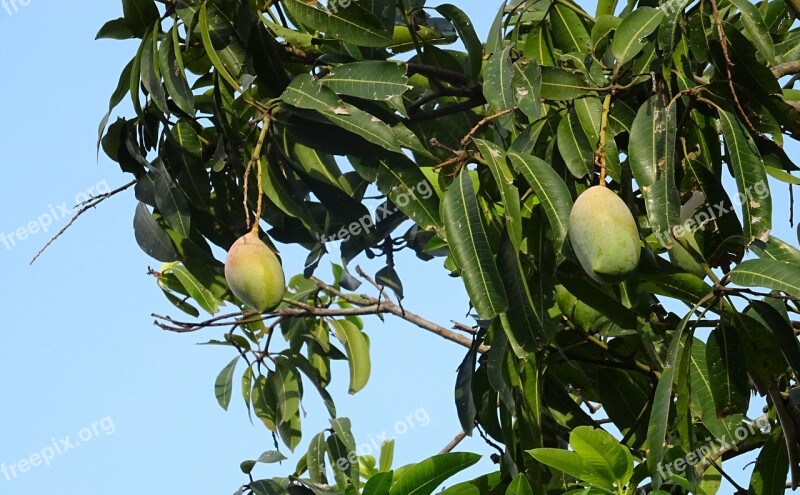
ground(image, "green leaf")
xmin=169 ymin=265 xmax=221 ymax=315
xmin=199 ymin=4 xmax=240 ymax=91
xmin=241 ymin=366 xmax=253 ymax=422
xmin=330 ymin=417 xmax=360 ymax=490
xmin=252 ymin=375 xmax=277 ymax=431
xmin=647 ymin=312 xmax=692 ymax=482
xmin=474 ymin=139 xmax=522 ymax=249
xmin=153 ymin=164 xmax=191 ymax=238
xmin=133 ymin=202 xmax=178 ymax=262
xmin=512 ymin=60 xmax=542 ymax=121
xmin=273 ymin=357 xmax=302 ymax=424
xmin=214 ymin=356 xmax=240 ymax=411
xmin=748 ymin=426 xmax=789 ymax=495
xmin=160 ymin=288 xmax=200 ymax=317
xmin=523 ymin=23 xmax=556 ymax=66
xmin=159 ymin=24 xmax=195 ymax=115
xmin=364 ymin=471 xmax=394 ymax=495
xmin=331 ymin=320 xmax=371 ymax=394
xmin=321 ymin=61 xmax=410 ymax=101
xmin=497 ymin=247 xmax=547 ymax=359
xmin=749 ymin=300 xmax=800 ymax=377
xmin=435 ymin=4 xmax=483 ymax=79
xmin=327 ymin=435 xmax=358 ymax=491
xmin=657 ymin=0 xmax=693 ymax=54
xmin=455 ymin=346 xmax=478 ymax=435
xmin=96 ymin=18 xmax=135 ymax=40
xmin=730 ymin=259 xmax=800 ymax=299
xmin=389 ymin=453 xmax=481 ymax=495
xmin=282 ymin=0 xmax=393 ymax=47
xmin=570 ymin=426 xmax=633 ymax=487
xmin=597 ymin=369 xmax=649 ymax=447
xmin=484 ymin=46 xmax=516 ymax=114
xmin=379 ymin=440 xmax=394 ymax=472
xmin=140 ymin=26 xmax=168 ymax=114
xmin=441 ymin=170 xmax=508 ymax=319
xmin=706 ymin=324 xmax=750 ymax=417
xmin=551 ymin=3 xmax=590 ymax=54
xmin=508 ymin=153 xmax=573 ymax=254
xmin=122 ymin=0 xmax=159 ymax=38
xmin=540 ymin=67 xmax=591 ymax=100
xmin=717 ymin=106 xmax=772 ymax=243
xmin=728 ymin=0 xmax=776 ymax=64
xmin=629 ymin=95 xmax=680 ymax=237
xmin=257 ymin=451 xmax=287 ymax=464
xmin=282 ymin=74 xmax=404 ymax=154
xmin=505 ymin=474 xmax=533 ymax=495
xmin=612 ymin=7 xmax=664 ymax=66
xmin=308 ymin=432 xmax=328 ymax=483
xmin=527 ymin=448 xmax=609 ymax=487
xmin=278 ymin=406 xmax=302 ymax=452
xmin=556 ymin=109 xmax=594 ymax=178
xmin=374 ymin=155 xmax=442 ymax=232
xmin=689 ymin=338 xmax=739 ymax=446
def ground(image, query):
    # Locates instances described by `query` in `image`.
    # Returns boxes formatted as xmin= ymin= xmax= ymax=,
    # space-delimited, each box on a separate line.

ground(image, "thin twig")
xmin=709 ymin=0 xmax=760 ymax=136
xmin=243 ymin=117 xmax=270 ymax=231
xmin=460 ymin=106 xmax=518 ymax=148
xmin=596 ymin=94 xmax=612 ymax=186
xmin=30 ymin=179 xmax=136 ymax=265
xmin=439 ymin=431 xmax=468 ymax=454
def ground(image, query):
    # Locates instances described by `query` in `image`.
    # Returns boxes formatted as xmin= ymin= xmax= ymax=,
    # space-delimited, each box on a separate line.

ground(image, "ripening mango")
xmin=568 ymin=186 xmax=641 ymax=284
xmin=225 ymin=231 xmax=285 ymax=312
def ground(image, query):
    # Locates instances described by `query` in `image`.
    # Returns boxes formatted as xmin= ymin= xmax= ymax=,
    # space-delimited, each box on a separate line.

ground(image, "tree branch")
xmin=154 ymin=276 xmax=488 ymax=353
xmin=30 ymin=179 xmax=136 ymax=265
xmin=773 ymin=61 xmax=800 ymax=78
xmin=439 ymin=431 xmax=468 ymax=454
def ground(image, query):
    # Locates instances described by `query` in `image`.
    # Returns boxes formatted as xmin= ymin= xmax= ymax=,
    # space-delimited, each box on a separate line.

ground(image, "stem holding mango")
xmin=595 ymin=93 xmax=612 ymax=187
xmin=243 ymin=116 xmax=271 ymax=232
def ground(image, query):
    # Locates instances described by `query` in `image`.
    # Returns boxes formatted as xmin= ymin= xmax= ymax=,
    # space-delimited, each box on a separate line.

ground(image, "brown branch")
xmin=30 ymin=179 xmax=136 ymax=265
xmin=773 ymin=61 xmax=800 ymax=78
xmin=407 ymin=97 xmax=487 ymax=124
xmin=460 ymin=106 xmax=518 ymax=148
xmin=784 ymin=0 xmax=800 ymax=18
xmin=439 ymin=431 xmax=468 ymax=454
xmin=709 ymin=0 xmax=760 ymax=136
xmin=155 ymin=277 xmax=489 ymax=353
xmin=407 ymin=86 xmax=482 ymax=116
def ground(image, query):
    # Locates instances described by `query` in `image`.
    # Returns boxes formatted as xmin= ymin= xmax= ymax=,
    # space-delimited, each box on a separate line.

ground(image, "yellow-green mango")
xmin=568 ymin=186 xmax=640 ymax=284
xmin=225 ymin=231 xmax=286 ymax=312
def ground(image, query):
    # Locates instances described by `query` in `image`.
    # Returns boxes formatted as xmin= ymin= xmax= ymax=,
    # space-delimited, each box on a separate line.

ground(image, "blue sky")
xmin=0 ymin=1 xmax=796 ymax=494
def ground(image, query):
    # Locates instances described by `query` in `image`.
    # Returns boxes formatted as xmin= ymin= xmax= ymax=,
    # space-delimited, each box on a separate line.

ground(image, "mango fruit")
xmin=225 ymin=231 xmax=285 ymax=312
xmin=568 ymin=186 xmax=640 ymax=284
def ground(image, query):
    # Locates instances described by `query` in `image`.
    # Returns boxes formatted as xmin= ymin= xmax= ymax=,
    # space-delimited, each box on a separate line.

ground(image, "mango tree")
xmin=92 ymin=0 xmax=800 ymax=493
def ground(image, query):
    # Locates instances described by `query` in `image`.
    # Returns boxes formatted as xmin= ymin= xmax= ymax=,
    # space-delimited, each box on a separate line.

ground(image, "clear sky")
xmin=0 ymin=1 xmax=796 ymax=494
